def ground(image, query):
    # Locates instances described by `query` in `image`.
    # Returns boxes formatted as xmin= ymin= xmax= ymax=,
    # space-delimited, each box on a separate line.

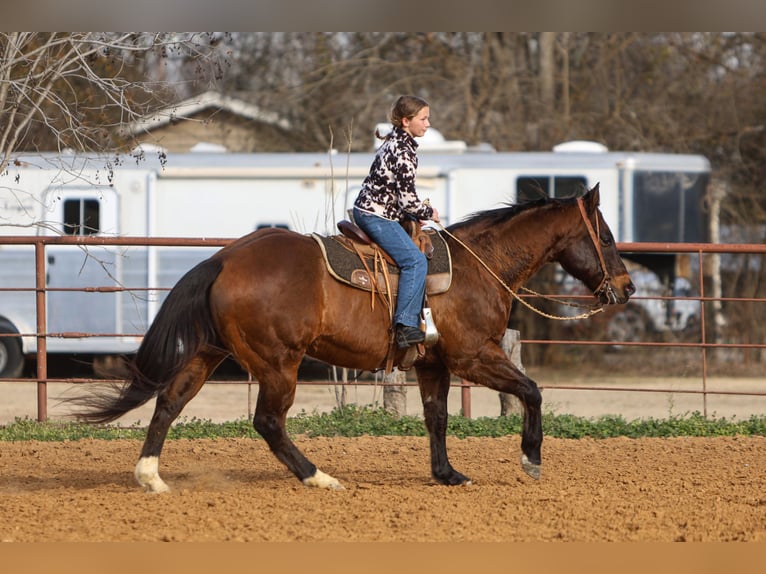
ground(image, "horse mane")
xmin=447 ymin=194 xmax=573 ymax=233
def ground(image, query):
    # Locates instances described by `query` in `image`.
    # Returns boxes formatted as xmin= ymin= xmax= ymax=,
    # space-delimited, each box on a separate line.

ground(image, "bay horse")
xmin=71 ymin=184 xmax=634 ymax=492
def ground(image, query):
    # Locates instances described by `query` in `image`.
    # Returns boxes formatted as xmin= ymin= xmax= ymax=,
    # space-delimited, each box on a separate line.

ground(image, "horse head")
xmin=558 ymin=184 xmax=635 ymax=305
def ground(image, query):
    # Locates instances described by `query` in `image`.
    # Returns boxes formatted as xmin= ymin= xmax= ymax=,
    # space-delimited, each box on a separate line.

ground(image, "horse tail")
xmin=70 ymin=257 xmax=224 ymax=424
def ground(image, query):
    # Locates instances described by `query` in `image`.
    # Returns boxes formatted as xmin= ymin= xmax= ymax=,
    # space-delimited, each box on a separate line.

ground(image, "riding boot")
xmin=395 ymin=323 xmax=425 ymax=349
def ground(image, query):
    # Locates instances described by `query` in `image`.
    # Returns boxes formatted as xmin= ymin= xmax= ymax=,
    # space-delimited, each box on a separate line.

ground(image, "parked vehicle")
xmin=555 ymin=260 xmax=701 ymax=343
xmin=0 ymin=140 xmax=711 ymax=377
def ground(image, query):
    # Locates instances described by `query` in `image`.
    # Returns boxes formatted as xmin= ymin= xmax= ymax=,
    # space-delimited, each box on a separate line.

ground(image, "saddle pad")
xmin=311 ymin=229 xmax=452 ymax=295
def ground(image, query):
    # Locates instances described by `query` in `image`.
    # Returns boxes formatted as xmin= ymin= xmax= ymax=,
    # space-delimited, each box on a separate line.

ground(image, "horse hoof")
xmin=435 ymin=471 xmax=471 ymax=486
xmin=303 ymin=468 xmax=345 ymax=490
xmin=521 ymin=454 xmax=541 ymax=480
xmin=144 ymin=482 xmax=171 ymax=494
xmin=135 ymin=456 xmax=171 ymax=493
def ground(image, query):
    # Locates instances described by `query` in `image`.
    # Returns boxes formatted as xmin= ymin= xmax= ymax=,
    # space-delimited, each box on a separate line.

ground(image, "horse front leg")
xmin=416 ymin=362 xmax=471 ymax=486
xmin=453 ymin=345 xmax=542 ymax=480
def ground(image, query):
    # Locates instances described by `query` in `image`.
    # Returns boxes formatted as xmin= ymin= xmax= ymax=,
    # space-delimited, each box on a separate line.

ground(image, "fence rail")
xmin=1 ymin=236 xmax=765 ymax=422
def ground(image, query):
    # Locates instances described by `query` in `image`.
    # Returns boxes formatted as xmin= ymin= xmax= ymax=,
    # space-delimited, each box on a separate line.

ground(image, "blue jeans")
xmin=353 ymin=207 xmax=427 ymax=328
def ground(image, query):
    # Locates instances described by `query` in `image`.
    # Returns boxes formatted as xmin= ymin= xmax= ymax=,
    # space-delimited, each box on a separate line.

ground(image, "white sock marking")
xmin=135 ymin=456 xmax=170 ymax=493
xmin=302 ymin=469 xmax=344 ymax=490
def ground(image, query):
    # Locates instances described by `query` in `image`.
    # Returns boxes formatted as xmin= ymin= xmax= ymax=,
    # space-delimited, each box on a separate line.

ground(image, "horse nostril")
xmin=626 ymin=281 xmax=636 ymax=298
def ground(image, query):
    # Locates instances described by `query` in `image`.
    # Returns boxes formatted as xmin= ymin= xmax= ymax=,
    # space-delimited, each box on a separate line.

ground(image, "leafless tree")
xmin=0 ymin=32 xmax=227 ymax=173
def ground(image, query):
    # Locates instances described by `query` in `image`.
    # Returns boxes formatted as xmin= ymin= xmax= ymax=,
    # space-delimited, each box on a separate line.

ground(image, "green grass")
xmin=1 ymin=405 xmax=765 ymax=441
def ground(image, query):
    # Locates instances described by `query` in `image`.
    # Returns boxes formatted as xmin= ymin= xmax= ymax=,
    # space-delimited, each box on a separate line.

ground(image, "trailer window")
xmin=63 ymin=198 xmax=101 ymax=236
xmin=633 ymin=171 xmax=709 ymax=243
xmin=517 ymin=176 xmax=588 ymax=202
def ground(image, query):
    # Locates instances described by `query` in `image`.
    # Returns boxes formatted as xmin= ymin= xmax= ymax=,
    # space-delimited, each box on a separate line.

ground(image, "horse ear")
xmin=585 ymin=183 xmax=601 ymax=211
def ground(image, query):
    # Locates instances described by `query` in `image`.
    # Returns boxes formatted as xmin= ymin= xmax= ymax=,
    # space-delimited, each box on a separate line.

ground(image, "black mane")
xmin=446 ymin=195 xmax=560 ymax=233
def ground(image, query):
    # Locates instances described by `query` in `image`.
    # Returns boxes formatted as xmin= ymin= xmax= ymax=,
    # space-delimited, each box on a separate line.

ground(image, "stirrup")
xmin=421 ymin=307 xmax=439 ymax=346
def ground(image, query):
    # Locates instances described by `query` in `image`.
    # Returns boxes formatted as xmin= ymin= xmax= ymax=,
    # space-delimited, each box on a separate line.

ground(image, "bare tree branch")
xmin=0 ymin=32 xmax=226 ymax=172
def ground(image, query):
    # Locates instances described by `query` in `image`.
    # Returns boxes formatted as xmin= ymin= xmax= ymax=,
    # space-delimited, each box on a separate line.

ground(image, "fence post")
xmin=35 ymin=242 xmax=48 ymax=422
xmin=383 ymin=367 xmax=407 ymax=416
xmin=499 ymin=328 xmax=525 ymax=416
xmin=460 ymin=380 xmax=472 ymax=418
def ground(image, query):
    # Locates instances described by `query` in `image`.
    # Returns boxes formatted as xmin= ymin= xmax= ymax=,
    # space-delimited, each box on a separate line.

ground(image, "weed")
xmin=1 ymin=406 xmax=764 ymax=441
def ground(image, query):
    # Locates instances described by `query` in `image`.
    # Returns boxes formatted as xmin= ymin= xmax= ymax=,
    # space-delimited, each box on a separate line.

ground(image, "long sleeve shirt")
xmin=353 ymin=126 xmax=434 ymax=223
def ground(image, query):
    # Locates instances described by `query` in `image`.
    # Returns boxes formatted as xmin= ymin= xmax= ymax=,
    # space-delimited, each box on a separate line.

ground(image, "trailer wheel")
xmin=0 ymin=321 xmax=24 ymax=379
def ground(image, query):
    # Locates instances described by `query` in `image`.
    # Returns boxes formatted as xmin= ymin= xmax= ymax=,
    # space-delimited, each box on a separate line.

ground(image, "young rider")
xmin=352 ymin=95 xmax=441 ymax=349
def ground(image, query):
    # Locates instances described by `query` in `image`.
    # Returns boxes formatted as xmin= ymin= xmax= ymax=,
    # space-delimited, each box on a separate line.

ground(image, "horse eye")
xmin=600 ymin=235 xmax=612 ymax=246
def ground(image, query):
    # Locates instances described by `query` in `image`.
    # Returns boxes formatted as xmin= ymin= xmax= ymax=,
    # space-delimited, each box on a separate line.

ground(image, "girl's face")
xmin=402 ymin=106 xmax=430 ymax=138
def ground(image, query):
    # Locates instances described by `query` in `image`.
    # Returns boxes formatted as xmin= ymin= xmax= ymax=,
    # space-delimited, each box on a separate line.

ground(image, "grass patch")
xmin=2 ymin=405 xmax=765 ymax=441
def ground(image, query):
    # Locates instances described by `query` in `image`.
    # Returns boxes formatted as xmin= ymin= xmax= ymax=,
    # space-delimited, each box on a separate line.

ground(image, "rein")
xmin=434 ymin=197 xmax=610 ymax=321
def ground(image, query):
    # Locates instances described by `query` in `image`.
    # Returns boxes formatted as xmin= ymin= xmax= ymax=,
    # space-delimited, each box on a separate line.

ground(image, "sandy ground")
xmin=1 ymin=435 xmax=764 ymax=542
xmin=2 ymin=367 xmax=765 ymax=543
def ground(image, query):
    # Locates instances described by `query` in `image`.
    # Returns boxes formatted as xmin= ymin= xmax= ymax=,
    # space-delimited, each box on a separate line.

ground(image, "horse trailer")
xmin=0 ymin=141 xmax=711 ymax=377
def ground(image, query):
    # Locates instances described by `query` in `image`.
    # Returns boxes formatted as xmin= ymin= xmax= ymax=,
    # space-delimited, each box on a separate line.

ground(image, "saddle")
xmin=337 ymin=218 xmax=436 ymax=263
xmin=312 ymin=218 xmax=452 ymax=373
xmin=312 ymin=219 xmax=452 ymax=296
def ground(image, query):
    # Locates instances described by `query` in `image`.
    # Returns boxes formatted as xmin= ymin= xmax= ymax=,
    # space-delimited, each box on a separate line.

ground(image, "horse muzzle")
xmin=597 ymin=276 xmax=635 ymax=305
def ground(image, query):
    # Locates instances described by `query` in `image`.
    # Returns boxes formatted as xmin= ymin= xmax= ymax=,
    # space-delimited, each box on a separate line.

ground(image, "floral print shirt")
xmin=354 ymin=126 xmax=434 ymax=223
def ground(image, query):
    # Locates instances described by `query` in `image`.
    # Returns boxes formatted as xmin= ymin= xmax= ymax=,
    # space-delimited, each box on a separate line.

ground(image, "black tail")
xmin=69 ymin=257 xmax=225 ymax=424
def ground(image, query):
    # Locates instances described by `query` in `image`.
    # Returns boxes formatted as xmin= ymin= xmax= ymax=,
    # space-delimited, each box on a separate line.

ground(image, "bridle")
xmin=576 ymin=197 xmax=616 ymax=304
xmin=434 ymin=196 xmax=617 ymax=320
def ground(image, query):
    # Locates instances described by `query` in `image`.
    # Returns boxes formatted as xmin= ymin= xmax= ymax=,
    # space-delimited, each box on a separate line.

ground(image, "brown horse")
xmin=72 ymin=184 xmax=634 ymax=492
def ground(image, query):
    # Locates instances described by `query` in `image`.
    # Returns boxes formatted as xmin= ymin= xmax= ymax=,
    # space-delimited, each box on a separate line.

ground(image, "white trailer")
xmin=0 ymin=142 xmax=711 ymax=377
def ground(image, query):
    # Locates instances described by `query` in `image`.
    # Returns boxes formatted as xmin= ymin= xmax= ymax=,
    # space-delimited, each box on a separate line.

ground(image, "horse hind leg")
xmin=251 ymin=364 xmax=344 ymax=490
xmin=135 ymin=349 xmax=226 ymax=493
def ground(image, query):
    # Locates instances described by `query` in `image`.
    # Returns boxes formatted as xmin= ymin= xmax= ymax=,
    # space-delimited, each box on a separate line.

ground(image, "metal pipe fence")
xmin=0 ymin=236 xmax=764 ymax=422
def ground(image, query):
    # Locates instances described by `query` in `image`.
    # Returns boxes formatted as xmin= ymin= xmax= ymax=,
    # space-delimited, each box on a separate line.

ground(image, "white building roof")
xmin=123 ymin=90 xmax=291 ymax=136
